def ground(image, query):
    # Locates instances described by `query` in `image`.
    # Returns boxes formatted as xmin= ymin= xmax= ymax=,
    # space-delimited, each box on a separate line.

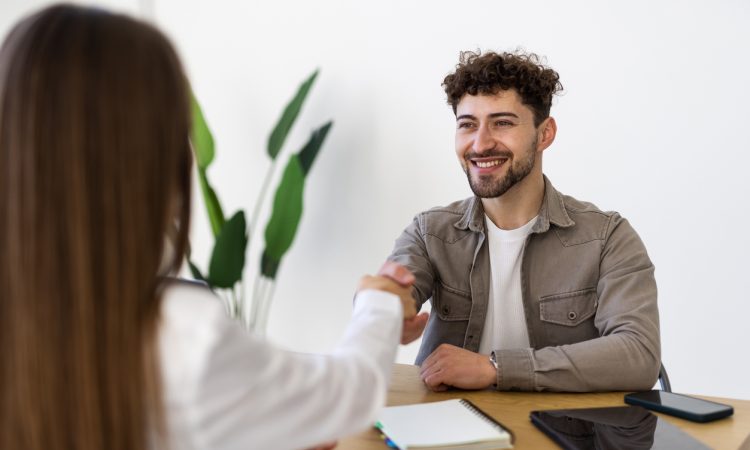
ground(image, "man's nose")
xmin=472 ymin=125 xmax=494 ymax=153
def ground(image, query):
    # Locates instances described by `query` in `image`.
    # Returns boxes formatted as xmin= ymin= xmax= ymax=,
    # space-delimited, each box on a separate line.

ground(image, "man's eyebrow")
xmin=489 ymin=112 xmax=519 ymax=119
xmin=456 ymin=112 xmax=519 ymax=121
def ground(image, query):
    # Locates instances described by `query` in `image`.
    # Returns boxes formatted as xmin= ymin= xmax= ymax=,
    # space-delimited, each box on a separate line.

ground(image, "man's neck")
xmin=481 ymin=172 xmax=545 ymax=230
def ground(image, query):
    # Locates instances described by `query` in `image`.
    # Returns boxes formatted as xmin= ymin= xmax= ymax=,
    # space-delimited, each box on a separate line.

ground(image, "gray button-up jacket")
xmin=388 ymin=176 xmax=660 ymax=392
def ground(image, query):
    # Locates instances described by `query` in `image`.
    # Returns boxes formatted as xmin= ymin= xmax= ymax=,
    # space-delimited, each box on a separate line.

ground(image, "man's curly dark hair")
xmin=443 ymin=50 xmax=563 ymax=126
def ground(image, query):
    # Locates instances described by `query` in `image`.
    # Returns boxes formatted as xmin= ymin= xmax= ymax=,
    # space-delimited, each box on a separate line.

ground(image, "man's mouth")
xmin=470 ymin=157 xmax=508 ymax=169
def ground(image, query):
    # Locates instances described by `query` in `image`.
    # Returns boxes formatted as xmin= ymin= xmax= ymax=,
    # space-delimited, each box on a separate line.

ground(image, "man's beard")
xmin=464 ymin=140 xmax=537 ymax=198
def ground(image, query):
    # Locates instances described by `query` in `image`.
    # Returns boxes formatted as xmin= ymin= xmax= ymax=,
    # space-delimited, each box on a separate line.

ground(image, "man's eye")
xmin=495 ymin=120 xmax=513 ymax=127
xmin=457 ymin=122 xmax=474 ymax=129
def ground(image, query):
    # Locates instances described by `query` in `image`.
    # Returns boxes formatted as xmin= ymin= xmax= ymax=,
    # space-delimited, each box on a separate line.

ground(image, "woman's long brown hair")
xmin=0 ymin=4 xmax=192 ymax=449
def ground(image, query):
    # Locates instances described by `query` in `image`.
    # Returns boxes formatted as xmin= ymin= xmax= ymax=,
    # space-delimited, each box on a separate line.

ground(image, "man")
xmin=387 ymin=50 xmax=660 ymax=392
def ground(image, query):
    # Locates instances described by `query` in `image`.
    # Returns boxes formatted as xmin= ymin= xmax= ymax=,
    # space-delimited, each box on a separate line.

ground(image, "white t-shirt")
xmin=478 ymin=215 xmax=537 ymax=355
xmin=158 ymin=283 xmax=402 ymax=450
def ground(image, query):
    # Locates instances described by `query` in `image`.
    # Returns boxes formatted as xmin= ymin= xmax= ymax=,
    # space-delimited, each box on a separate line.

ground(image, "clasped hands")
xmin=357 ymin=261 xmax=429 ymax=345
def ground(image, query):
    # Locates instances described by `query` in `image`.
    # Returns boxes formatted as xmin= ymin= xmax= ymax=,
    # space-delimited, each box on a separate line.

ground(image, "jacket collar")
xmin=454 ymin=175 xmax=575 ymax=233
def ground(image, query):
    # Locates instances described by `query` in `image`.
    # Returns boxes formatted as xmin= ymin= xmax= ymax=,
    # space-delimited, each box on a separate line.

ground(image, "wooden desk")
xmin=340 ymin=364 xmax=750 ymax=449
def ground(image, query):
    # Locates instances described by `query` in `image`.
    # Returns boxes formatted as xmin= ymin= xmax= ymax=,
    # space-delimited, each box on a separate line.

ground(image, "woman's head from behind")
xmin=0 ymin=4 xmax=191 ymax=449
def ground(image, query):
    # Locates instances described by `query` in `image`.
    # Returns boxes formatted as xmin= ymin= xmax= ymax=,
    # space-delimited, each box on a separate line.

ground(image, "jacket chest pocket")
xmin=433 ymin=282 xmax=472 ymax=321
xmin=537 ymin=287 xmax=598 ymax=346
xmin=539 ymin=287 xmax=597 ymax=327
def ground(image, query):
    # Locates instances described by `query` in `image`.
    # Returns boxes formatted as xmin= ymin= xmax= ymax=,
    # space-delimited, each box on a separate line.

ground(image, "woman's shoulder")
xmin=158 ymin=279 xmax=230 ymax=361
xmin=160 ymin=278 xmax=224 ymax=319
xmin=158 ymin=279 xmax=239 ymax=396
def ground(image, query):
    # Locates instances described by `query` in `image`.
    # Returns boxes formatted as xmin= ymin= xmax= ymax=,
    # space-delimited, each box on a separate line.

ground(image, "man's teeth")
xmin=476 ymin=160 xmax=503 ymax=168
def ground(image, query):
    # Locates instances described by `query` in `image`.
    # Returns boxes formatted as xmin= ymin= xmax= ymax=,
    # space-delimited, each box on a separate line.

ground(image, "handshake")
xmin=357 ymin=261 xmax=429 ymax=345
xmin=356 ymin=261 xmax=495 ymax=393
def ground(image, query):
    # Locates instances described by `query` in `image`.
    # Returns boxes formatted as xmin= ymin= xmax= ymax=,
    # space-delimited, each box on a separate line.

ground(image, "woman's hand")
xmin=358 ymin=262 xmax=417 ymax=319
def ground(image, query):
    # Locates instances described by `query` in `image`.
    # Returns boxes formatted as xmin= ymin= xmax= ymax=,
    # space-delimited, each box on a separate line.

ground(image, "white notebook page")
xmin=376 ymin=399 xmax=510 ymax=447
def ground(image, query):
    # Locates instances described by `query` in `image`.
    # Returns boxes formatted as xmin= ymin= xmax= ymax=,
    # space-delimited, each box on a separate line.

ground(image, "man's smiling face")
xmin=455 ymin=89 xmax=544 ymax=198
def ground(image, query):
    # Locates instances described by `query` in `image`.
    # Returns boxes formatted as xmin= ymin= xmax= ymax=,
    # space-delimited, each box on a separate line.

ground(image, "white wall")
xmin=2 ymin=0 xmax=749 ymax=400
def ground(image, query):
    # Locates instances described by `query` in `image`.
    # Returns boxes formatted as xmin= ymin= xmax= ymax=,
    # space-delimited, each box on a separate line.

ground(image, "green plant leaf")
xmin=208 ymin=210 xmax=248 ymax=288
xmin=185 ymin=242 xmax=208 ymax=285
xmin=260 ymin=250 xmax=281 ymax=280
xmin=192 ymin=93 xmax=225 ymax=237
xmin=188 ymin=260 xmax=209 ymax=285
xmin=298 ymin=121 xmax=333 ymax=175
xmin=267 ymin=70 xmax=319 ymax=160
xmin=261 ymin=157 xmax=305 ymax=278
xmin=190 ymin=93 xmax=215 ymax=170
xmin=198 ymin=169 xmax=225 ymax=237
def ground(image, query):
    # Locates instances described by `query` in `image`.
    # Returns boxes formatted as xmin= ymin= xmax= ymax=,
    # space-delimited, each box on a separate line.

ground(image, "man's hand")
xmin=377 ymin=260 xmax=415 ymax=286
xmin=419 ymin=344 xmax=496 ymax=391
xmin=401 ymin=312 xmax=429 ymax=345
xmin=377 ymin=261 xmax=427 ymax=344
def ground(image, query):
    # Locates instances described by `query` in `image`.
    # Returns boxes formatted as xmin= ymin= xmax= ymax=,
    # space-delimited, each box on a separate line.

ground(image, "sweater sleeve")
xmin=159 ymin=286 xmax=402 ymax=450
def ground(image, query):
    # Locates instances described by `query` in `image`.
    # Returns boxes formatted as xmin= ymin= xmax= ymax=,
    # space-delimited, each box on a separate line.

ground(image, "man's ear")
xmin=536 ymin=117 xmax=557 ymax=152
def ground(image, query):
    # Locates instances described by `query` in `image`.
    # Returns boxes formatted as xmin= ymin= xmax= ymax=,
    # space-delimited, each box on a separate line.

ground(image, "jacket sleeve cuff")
xmin=495 ymin=348 xmax=535 ymax=391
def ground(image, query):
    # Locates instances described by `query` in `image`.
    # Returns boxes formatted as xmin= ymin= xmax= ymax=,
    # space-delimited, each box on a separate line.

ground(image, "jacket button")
xmin=568 ymin=311 xmax=577 ymax=321
xmin=442 ymin=306 xmax=450 ymax=314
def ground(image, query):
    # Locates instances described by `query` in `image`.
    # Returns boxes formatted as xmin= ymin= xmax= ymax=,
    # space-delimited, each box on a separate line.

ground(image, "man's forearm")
xmin=493 ymin=332 xmax=660 ymax=392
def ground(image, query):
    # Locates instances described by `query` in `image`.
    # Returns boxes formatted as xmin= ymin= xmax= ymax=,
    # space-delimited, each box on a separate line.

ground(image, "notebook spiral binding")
xmin=459 ymin=399 xmax=516 ymax=444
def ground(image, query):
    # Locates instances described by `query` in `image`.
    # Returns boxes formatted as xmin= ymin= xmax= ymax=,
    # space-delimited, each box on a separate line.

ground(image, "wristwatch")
xmin=489 ymin=351 xmax=498 ymax=371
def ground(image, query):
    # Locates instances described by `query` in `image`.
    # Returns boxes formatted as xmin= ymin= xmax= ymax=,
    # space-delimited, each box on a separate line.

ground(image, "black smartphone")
xmin=624 ymin=390 xmax=733 ymax=423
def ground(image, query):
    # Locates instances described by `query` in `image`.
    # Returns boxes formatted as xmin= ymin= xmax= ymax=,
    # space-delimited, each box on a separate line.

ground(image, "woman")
xmin=0 ymin=4 xmax=419 ymax=449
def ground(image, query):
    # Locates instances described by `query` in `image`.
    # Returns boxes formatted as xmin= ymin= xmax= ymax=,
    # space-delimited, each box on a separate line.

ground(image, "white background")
xmin=2 ymin=0 xmax=749 ymax=400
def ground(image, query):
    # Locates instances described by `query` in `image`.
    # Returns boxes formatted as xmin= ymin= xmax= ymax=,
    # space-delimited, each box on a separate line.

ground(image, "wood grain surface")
xmin=339 ymin=364 xmax=750 ymax=450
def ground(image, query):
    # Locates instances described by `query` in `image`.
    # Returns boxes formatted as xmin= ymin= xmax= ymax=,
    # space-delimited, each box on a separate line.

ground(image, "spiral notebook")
xmin=375 ymin=399 xmax=514 ymax=449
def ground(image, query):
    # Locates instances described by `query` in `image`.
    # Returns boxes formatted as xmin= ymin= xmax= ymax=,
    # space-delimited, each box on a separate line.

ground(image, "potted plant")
xmin=188 ymin=70 xmax=332 ymax=333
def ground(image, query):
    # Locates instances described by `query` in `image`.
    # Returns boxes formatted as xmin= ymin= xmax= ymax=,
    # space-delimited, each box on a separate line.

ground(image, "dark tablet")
xmin=530 ymin=405 xmax=710 ymax=450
